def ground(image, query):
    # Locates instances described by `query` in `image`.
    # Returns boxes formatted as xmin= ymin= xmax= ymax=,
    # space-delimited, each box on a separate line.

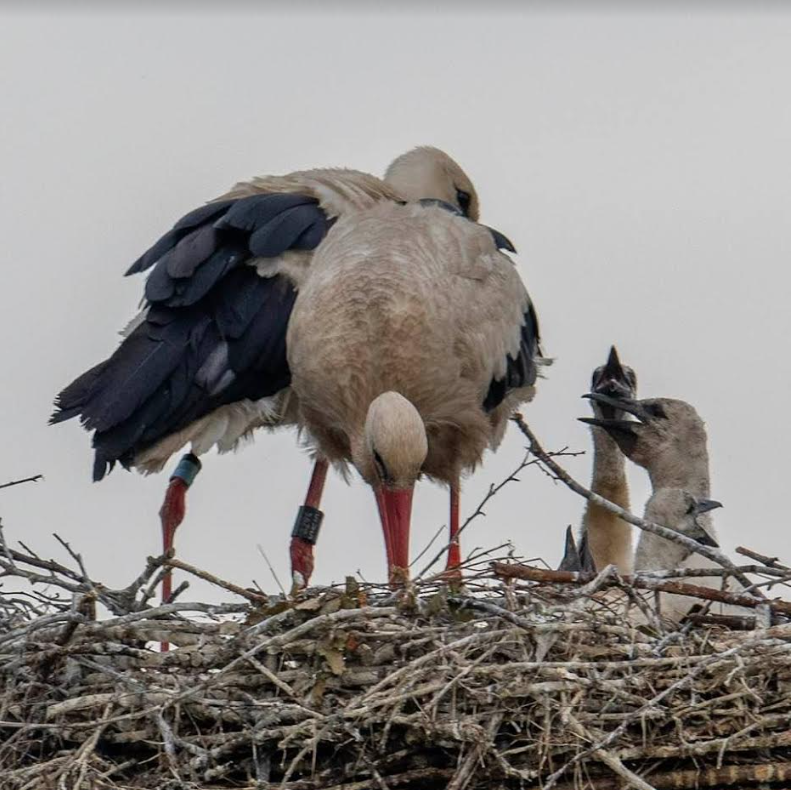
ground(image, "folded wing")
xmin=52 ymin=192 xmax=330 ymax=479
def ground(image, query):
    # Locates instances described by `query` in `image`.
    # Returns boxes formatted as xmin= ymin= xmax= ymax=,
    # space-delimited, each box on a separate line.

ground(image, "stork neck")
xmin=590 ymin=428 xmax=627 ymax=494
xmin=647 ymin=455 xmax=710 ymax=498
xmin=584 ymin=427 xmax=633 ymax=575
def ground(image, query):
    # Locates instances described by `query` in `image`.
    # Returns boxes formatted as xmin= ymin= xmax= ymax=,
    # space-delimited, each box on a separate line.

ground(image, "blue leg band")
xmin=170 ymin=453 xmax=202 ymax=487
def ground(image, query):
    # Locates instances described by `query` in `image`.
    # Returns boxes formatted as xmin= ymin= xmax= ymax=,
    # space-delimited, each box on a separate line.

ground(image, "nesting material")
xmin=2 ymin=546 xmax=790 ymax=790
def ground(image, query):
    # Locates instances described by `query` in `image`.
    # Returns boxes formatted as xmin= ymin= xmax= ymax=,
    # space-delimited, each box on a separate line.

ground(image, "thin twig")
xmin=0 ymin=474 xmax=43 ymax=491
xmin=492 ymin=563 xmax=790 ymax=616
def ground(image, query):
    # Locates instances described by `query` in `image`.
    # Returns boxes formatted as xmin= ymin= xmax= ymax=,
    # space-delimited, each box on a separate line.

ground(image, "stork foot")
xmin=290 ymin=536 xmax=316 ymax=592
xmin=288 ymin=459 xmax=328 ymax=591
xmin=290 ymin=504 xmax=324 ymax=591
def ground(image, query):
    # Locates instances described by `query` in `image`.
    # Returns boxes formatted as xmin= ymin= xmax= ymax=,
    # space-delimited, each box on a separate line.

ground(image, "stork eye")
xmin=455 ymin=188 xmax=471 ymax=217
xmin=373 ymin=449 xmax=389 ymax=481
xmin=647 ymin=404 xmax=667 ymax=419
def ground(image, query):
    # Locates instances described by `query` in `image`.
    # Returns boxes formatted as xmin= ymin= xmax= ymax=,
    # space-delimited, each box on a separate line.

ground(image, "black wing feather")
xmin=483 ymin=298 xmax=541 ymax=412
xmin=215 ymin=193 xmax=317 ymax=232
xmin=166 ymin=223 xmax=220 ymax=279
xmin=57 ymin=271 xmax=297 ymax=481
xmin=136 ymin=194 xmax=327 ymax=311
xmin=165 ymin=244 xmax=246 ymax=308
xmin=54 ymin=190 xmax=326 ymax=479
xmin=249 ymin=204 xmax=328 ymax=258
xmin=487 ymin=226 xmax=517 ymax=253
xmin=172 ymin=199 xmax=235 ymax=232
xmin=125 ymin=199 xmax=235 ymax=277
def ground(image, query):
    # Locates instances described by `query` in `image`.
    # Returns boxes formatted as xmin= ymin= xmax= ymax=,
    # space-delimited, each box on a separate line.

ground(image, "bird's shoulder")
xmin=225 ymin=167 xmax=402 ymax=218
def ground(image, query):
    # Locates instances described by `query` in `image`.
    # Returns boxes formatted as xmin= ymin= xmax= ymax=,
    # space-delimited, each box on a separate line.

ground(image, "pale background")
xmin=1 ymin=4 xmax=789 ymax=600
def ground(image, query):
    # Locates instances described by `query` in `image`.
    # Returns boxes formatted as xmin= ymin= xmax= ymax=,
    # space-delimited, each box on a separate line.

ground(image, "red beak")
xmin=374 ymin=486 xmax=414 ymax=585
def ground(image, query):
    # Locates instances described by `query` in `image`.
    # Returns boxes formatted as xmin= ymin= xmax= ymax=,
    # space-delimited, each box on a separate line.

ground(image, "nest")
xmin=2 ymin=543 xmax=791 ymax=790
xmin=2 ymin=429 xmax=790 ymax=789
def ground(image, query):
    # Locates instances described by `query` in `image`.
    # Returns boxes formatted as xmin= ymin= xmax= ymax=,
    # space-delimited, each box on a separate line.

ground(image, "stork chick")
xmin=578 ymin=346 xmax=637 ymax=574
xmin=579 ymin=395 xmax=710 ymax=497
xmin=636 ymin=488 xmax=721 ymax=571
xmin=637 ymin=487 xmax=725 ymax=622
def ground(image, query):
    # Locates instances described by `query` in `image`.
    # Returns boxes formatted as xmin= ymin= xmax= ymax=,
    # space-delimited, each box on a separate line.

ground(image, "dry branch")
xmin=0 ymin=474 xmax=43 ymax=491
xmin=492 ymin=562 xmax=791 ymax=616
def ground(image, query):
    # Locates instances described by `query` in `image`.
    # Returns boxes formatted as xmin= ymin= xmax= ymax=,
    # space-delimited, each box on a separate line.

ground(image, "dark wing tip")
xmin=92 ymin=452 xmax=113 ymax=482
xmin=487 ymin=226 xmax=517 ymax=253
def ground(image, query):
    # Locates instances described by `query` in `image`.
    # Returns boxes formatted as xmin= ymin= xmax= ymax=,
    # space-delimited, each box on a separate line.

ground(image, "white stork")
xmin=287 ymin=200 xmax=545 ymax=584
xmin=51 ymin=147 xmax=489 ymax=600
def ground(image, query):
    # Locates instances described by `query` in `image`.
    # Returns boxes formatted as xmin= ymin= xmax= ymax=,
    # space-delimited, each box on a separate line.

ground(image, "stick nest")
xmin=2 ymin=550 xmax=790 ymax=790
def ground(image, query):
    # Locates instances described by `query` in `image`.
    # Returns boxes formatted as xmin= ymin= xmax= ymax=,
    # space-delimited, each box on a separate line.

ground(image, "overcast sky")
xmin=1 ymin=4 xmax=789 ymax=602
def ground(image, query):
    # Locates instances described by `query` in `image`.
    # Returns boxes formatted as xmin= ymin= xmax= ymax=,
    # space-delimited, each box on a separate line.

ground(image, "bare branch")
xmin=0 ymin=474 xmax=43 ymax=491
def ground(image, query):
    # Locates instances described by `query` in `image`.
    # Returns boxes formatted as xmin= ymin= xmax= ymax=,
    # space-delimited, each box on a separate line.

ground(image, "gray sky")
xmin=1 ymin=5 xmax=790 ymax=600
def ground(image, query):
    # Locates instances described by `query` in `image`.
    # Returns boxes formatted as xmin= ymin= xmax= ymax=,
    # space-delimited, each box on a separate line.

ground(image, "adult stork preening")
xmin=287 ymin=199 xmax=545 ymax=584
xmin=51 ymin=147 xmax=484 ymax=598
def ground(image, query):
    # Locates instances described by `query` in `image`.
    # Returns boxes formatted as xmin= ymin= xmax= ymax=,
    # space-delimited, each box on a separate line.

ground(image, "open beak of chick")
xmin=588 ymin=346 xmax=636 ymax=419
xmin=578 ymin=391 xmax=650 ymax=454
xmin=579 ymin=347 xmax=644 ymax=451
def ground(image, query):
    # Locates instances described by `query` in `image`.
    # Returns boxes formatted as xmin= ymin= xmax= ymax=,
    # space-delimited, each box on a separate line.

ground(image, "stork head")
xmin=644 ymin=488 xmax=721 ymax=549
xmin=579 ymin=395 xmax=707 ymax=475
xmin=385 ymin=146 xmax=480 ymax=221
xmin=589 ymin=346 xmax=637 ymax=421
xmin=360 ymin=392 xmax=428 ymax=584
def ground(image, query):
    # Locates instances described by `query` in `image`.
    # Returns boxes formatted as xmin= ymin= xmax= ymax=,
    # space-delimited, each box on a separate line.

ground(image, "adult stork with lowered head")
xmin=51 ymin=147 xmax=485 ymax=599
xmin=287 ymin=198 xmax=546 ymax=583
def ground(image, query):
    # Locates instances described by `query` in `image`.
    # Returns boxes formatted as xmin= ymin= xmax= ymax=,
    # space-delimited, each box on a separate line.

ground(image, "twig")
xmin=165 ymin=556 xmax=269 ymax=604
xmin=492 ymin=563 xmax=789 ymax=615
xmin=256 ymin=544 xmax=287 ymax=597
xmin=736 ymin=545 xmax=790 ymax=571
xmin=0 ymin=474 xmax=43 ymax=491
xmin=416 ymin=446 xmax=582 ymax=580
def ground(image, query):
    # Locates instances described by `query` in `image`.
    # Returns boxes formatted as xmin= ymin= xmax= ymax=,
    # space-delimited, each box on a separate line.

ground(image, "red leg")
xmin=290 ymin=458 xmax=329 ymax=589
xmin=445 ymin=480 xmax=462 ymax=579
xmin=159 ymin=453 xmax=201 ymax=651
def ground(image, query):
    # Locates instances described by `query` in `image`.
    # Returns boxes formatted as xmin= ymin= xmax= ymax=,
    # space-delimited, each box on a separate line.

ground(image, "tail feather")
xmin=50 ymin=360 xmax=110 ymax=425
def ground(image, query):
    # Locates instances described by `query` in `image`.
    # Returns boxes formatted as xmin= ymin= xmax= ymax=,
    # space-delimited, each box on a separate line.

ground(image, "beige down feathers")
xmin=287 ymin=200 xmax=541 ymax=487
